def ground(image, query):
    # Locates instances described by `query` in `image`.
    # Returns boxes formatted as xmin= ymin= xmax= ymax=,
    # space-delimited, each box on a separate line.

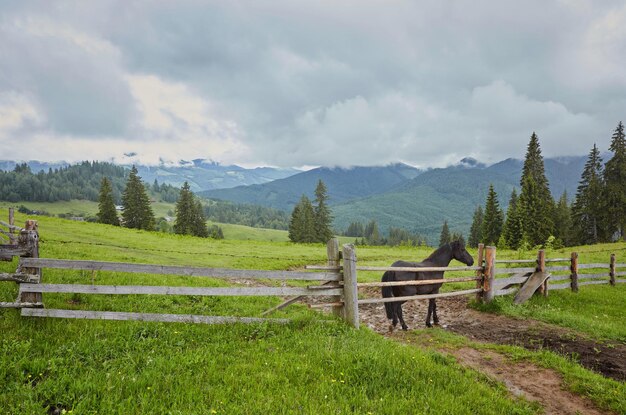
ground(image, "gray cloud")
xmin=0 ymin=0 xmax=624 ymax=166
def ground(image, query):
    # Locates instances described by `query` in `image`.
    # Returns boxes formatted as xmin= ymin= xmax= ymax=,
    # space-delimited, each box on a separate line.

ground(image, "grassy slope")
xmin=0 ymin=213 xmax=539 ymax=414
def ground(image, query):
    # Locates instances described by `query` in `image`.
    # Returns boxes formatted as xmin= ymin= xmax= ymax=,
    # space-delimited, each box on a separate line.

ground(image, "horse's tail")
xmin=381 ymin=271 xmax=395 ymax=319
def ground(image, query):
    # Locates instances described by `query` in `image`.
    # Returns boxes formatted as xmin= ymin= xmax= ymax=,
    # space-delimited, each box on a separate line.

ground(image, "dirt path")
xmin=348 ymin=293 xmax=625 ymax=414
xmin=358 ymin=293 xmax=626 ymax=382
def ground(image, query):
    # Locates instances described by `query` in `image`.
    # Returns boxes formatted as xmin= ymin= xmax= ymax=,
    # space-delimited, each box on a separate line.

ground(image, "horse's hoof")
xmin=402 ymin=327 xmax=408 ymax=331
xmin=388 ymin=325 xmax=394 ymax=333
xmin=426 ymin=323 xmax=433 ymax=328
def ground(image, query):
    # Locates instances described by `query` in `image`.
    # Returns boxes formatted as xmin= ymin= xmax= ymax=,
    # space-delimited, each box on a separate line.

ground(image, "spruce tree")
xmin=439 ymin=220 xmax=451 ymax=247
xmin=313 ymin=180 xmax=333 ymax=242
xmin=174 ymin=182 xmax=195 ymax=235
xmin=603 ymin=121 xmax=626 ymax=240
xmin=553 ymin=191 xmax=572 ymax=247
xmin=121 ymin=166 xmax=155 ymax=230
xmin=572 ymin=144 xmax=605 ymax=245
xmin=503 ymin=189 xmax=523 ymax=250
xmin=518 ymin=133 xmax=554 ymax=246
xmin=288 ymin=195 xmax=316 ymax=243
xmin=174 ymin=182 xmax=209 ymax=237
xmin=365 ymin=219 xmax=382 ymax=245
xmin=467 ymin=206 xmax=483 ymax=248
xmin=97 ymin=177 xmax=119 ymax=226
xmin=482 ymin=184 xmax=504 ymax=246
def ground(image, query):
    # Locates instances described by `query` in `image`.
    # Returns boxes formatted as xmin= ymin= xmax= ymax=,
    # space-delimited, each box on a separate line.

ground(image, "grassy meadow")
xmin=1 ymin=209 xmax=625 ymax=413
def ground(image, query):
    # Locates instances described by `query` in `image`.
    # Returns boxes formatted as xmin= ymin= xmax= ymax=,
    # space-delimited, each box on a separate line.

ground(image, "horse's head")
xmin=450 ymin=240 xmax=474 ymax=266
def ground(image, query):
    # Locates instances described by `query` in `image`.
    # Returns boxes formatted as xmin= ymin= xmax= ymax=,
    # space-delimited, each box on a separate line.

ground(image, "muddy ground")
xmin=356 ymin=292 xmax=626 ymax=382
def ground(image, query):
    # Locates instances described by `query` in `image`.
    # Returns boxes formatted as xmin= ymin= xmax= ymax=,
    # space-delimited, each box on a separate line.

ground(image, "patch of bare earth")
xmin=349 ymin=290 xmax=625 ymax=414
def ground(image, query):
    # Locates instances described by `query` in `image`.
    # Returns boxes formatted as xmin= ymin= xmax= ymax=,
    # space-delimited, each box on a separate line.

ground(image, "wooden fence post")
xmin=327 ymin=238 xmax=342 ymax=316
xmin=482 ymin=246 xmax=496 ymax=303
xmin=537 ymin=249 xmax=547 ymax=297
xmin=475 ymin=244 xmax=485 ymax=302
xmin=18 ymin=220 xmax=42 ymax=305
xmin=342 ymin=244 xmax=359 ymax=328
xmin=570 ymin=252 xmax=578 ymax=293
xmin=8 ymin=208 xmax=14 ymax=236
xmin=610 ymin=254 xmax=616 ymax=286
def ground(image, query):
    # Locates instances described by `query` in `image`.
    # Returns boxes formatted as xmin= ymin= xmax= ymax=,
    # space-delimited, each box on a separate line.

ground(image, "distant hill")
xmin=0 ymin=159 xmax=299 ymax=192
xmin=200 ymin=163 xmax=423 ymax=210
xmin=333 ymin=156 xmax=588 ymax=244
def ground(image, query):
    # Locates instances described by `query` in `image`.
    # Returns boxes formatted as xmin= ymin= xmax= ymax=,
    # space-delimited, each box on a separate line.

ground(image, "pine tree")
xmin=603 ymin=121 xmax=626 ymax=240
xmin=174 ymin=182 xmax=195 ymax=235
xmin=288 ymin=195 xmax=316 ymax=243
xmin=97 ymin=177 xmax=119 ymax=226
xmin=572 ymin=144 xmax=605 ymax=245
xmin=121 ymin=166 xmax=155 ymax=230
xmin=439 ymin=220 xmax=451 ymax=247
xmin=482 ymin=184 xmax=504 ymax=246
xmin=503 ymin=189 xmax=523 ymax=250
xmin=518 ymin=133 xmax=554 ymax=246
xmin=173 ymin=182 xmax=209 ymax=237
xmin=553 ymin=191 xmax=572 ymax=247
xmin=468 ymin=206 xmax=483 ymax=248
xmin=364 ymin=219 xmax=382 ymax=245
xmin=313 ymin=180 xmax=333 ymax=242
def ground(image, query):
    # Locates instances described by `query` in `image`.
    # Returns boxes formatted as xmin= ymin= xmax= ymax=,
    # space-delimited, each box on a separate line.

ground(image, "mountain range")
xmin=201 ymin=156 xmax=588 ymax=244
xmin=1 ymin=155 xmax=589 ymax=245
xmin=0 ymin=159 xmax=299 ymax=192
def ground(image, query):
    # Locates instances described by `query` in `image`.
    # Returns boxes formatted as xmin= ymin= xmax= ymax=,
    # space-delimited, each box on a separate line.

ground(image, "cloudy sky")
xmin=1 ymin=1 xmax=625 ymax=168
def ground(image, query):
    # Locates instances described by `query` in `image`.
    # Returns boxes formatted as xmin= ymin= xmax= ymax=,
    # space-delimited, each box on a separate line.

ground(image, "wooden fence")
xmin=1 ymin=211 xmax=624 ymax=328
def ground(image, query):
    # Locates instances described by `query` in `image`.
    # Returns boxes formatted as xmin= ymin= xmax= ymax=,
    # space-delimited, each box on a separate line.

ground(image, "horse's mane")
xmin=424 ymin=242 xmax=452 ymax=262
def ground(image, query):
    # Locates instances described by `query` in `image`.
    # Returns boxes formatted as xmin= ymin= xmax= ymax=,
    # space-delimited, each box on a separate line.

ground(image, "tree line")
xmin=465 ymin=122 xmax=626 ymax=249
xmin=97 ymin=167 xmax=223 ymax=239
xmin=288 ymin=180 xmax=333 ymax=243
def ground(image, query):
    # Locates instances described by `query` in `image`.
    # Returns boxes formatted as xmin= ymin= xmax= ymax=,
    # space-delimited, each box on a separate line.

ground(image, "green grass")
xmin=0 ymin=212 xmax=541 ymax=414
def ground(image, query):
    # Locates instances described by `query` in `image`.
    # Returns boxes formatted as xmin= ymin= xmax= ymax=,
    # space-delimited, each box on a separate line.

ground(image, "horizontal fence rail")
xmin=357 ymin=276 xmax=480 ymax=288
xmin=354 ymin=265 xmax=482 ymax=272
xmin=358 ymin=288 xmax=482 ymax=305
xmin=19 ymin=258 xmax=341 ymax=281
xmin=19 ymin=284 xmax=343 ymax=297
xmin=21 ymin=308 xmax=291 ymax=324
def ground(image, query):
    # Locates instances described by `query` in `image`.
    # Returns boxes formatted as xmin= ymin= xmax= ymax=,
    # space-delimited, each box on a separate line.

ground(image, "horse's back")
xmin=390 ymin=260 xmax=443 ymax=294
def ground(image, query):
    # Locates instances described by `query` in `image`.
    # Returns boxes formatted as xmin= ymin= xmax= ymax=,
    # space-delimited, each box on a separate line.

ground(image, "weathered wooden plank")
xmin=544 ymin=265 xmax=571 ymax=272
xmin=0 ymin=272 xmax=39 ymax=283
xmin=358 ymin=288 xmax=482 ymax=305
xmin=0 ymin=245 xmax=31 ymax=259
xmin=577 ymin=273 xmax=610 ymax=280
xmin=615 ymin=279 xmax=626 ymax=284
xmin=18 ymin=258 xmax=341 ymax=281
xmin=494 ymin=267 xmax=536 ymax=275
xmin=548 ymin=275 xmax=571 ymax=282
xmin=342 ymin=244 xmax=359 ymax=329
xmin=0 ymin=220 xmax=21 ymax=231
xmin=494 ymin=287 xmax=518 ymax=296
xmin=545 ymin=258 xmax=571 ymax=263
xmin=578 ymin=280 xmax=609 ymax=286
xmin=495 ymin=259 xmax=536 ymax=264
xmin=355 ymin=265 xmax=482 ymax=272
xmin=305 ymin=265 xmax=342 ymax=271
xmin=492 ymin=273 xmax=531 ymax=289
xmin=576 ymin=263 xmax=610 ymax=270
xmin=0 ymin=301 xmax=43 ymax=308
xmin=19 ymin=284 xmax=343 ymax=297
xmin=308 ymin=302 xmax=344 ymax=309
xmin=513 ymin=272 xmax=551 ymax=305
xmin=357 ymin=276 xmax=480 ymax=288
xmin=21 ymin=308 xmax=291 ymax=324
xmin=610 ymin=254 xmax=616 ymax=286
xmin=475 ymin=244 xmax=484 ymax=302
xmin=548 ymin=283 xmax=571 ymax=290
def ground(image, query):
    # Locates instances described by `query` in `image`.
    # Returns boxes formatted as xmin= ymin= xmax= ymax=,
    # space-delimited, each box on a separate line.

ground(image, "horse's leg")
xmin=425 ymin=299 xmax=433 ymax=328
xmin=432 ymin=299 xmax=439 ymax=326
xmin=397 ymin=303 xmax=408 ymax=331
xmin=392 ymin=302 xmax=399 ymax=327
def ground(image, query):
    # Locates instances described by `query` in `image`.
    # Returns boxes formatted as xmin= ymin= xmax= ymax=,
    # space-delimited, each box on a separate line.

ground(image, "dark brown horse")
xmin=382 ymin=241 xmax=474 ymax=330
